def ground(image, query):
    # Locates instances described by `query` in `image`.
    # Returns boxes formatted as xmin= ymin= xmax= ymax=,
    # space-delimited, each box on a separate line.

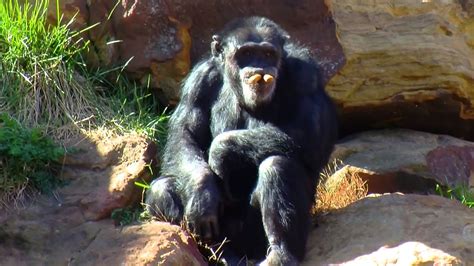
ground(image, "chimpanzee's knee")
xmin=209 ymin=131 xmax=257 ymax=201
xmin=208 ymin=131 xmax=240 ymax=175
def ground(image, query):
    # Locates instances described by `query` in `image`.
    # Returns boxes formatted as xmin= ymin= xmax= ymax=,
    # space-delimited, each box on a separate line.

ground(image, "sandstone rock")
xmin=332 ymin=129 xmax=474 ymax=193
xmin=41 ymin=0 xmax=343 ymax=103
xmin=72 ymin=222 xmax=206 ymax=266
xmin=304 ymin=193 xmax=474 ymax=265
xmin=335 ymin=242 xmax=460 ymax=266
xmin=326 ymin=0 xmax=474 ymax=139
xmin=60 ymin=132 xmax=157 ymax=220
xmin=0 ymin=217 xmax=205 ymax=265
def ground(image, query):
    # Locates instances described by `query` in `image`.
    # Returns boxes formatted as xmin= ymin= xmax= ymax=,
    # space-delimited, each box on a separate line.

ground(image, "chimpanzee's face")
xmin=234 ymin=42 xmax=280 ymax=107
xmin=222 ymin=28 xmax=283 ymax=110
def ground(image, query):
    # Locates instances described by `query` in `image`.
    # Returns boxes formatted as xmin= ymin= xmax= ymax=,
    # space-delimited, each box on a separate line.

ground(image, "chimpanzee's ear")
xmin=281 ymin=32 xmax=290 ymax=45
xmin=211 ymin=35 xmax=223 ymax=58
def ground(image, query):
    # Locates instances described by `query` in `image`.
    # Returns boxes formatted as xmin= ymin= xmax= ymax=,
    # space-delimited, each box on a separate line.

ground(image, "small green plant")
xmin=111 ymin=206 xmax=153 ymax=226
xmin=111 ymin=207 xmax=140 ymax=226
xmin=435 ymin=184 xmax=474 ymax=208
xmin=0 ymin=113 xmax=65 ymax=206
xmin=134 ymin=180 xmax=151 ymax=190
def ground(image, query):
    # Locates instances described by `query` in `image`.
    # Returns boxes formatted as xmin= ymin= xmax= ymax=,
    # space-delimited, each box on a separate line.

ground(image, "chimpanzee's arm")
xmin=160 ymin=60 xmax=223 ymax=239
xmin=285 ymin=89 xmax=338 ymax=173
xmin=279 ymin=48 xmax=338 ymax=172
xmin=161 ymin=60 xmax=220 ymax=184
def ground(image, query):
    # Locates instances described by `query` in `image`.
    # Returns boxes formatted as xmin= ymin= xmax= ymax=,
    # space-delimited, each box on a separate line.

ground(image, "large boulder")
xmin=332 ymin=129 xmax=474 ymax=193
xmin=72 ymin=222 xmax=206 ymax=266
xmin=326 ymin=0 xmax=474 ymax=139
xmin=304 ymin=193 xmax=474 ymax=265
xmin=0 ymin=218 xmax=205 ymax=265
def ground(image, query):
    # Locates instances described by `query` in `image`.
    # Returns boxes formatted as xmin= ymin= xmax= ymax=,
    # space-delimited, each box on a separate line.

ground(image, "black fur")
xmin=146 ymin=17 xmax=337 ymax=264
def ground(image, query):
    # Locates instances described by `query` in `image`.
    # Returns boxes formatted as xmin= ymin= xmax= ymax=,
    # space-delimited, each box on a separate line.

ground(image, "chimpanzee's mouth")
xmin=242 ymin=72 xmax=277 ymax=104
xmin=245 ymin=73 xmax=275 ymax=86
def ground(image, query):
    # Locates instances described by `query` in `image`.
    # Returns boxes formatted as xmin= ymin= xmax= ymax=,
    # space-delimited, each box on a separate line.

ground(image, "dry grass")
xmin=0 ymin=179 xmax=31 ymax=210
xmin=313 ymin=160 xmax=368 ymax=215
xmin=0 ymin=0 xmax=107 ymax=140
xmin=5 ymin=65 xmax=103 ymax=140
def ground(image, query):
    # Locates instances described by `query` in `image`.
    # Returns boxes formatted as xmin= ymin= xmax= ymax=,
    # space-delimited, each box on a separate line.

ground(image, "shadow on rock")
xmin=0 ymin=132 xmax=205 ymax=265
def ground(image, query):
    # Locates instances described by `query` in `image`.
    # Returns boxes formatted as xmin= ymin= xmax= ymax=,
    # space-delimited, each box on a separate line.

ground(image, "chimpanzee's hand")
xmin=259 ymin=245 xmax=298 ymax=266
xmin=184 ymin=171 xmax=221 ymax=242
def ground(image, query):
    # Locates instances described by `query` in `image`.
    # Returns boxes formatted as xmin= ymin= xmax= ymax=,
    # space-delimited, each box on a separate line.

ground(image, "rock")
xmin=0 ymin=132 xmax=206 ymax=265
xmin=304 ymin=193 xmax=474 ymax=265
xmin=60 ymin=132 xmax=157 ymax=220
xmin=427 ymin=145 xmax=474 ymax=188
xmin=72 ymin=222 xmax=206 ymax=266
xmin=332 ymin=129 xmax=474 ymax=193
xmin=325 ymin=0 xmax=474 ymax=140
xmin=333 ymin=242 xmax=460 ymax=265
xmin=0 ymin=217 xmax=205 ymax=265
xmin=41 ymin=0 xmax=343 ymax=103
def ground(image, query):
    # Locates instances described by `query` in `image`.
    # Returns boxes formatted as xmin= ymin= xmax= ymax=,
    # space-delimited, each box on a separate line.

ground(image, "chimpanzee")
xmin=146 ymin=17 xmax=337 ymax=265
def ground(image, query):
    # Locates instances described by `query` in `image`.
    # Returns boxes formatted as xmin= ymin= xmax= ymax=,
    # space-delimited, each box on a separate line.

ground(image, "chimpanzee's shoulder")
xmin=180 ymin=59 xmax=223 ymax=104
xmin=281 ymin=43 xmax=323 ymax=93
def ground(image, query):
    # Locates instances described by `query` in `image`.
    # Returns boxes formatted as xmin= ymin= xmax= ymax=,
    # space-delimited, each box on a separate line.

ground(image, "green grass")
xmin=0 ymin=0 xmax=170 ymax=139
xmin=111 ymin=206 xmax=154 ymax=226
xmin=91 ymin=70 xmax=170 ymax=142
xmin=435 ymin=184 xmax=474 ymax=208
xmin=0 ymin=0 xmax=99 ymax=138
xmin=0 ymin=0 xmax=169 ymax=207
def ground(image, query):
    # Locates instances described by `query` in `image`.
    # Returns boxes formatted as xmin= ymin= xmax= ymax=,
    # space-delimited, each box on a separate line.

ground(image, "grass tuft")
xmin=313 ymin=160 xmax=368 ymax=215
xmin=111 ymin=206 xmax=153 ymax=226
xmin=435 ymin=184 xmax=474 ymax=208
xmin=0 ymin=0 xmax=99 ymax=139
xmin=91 ymin=72 xmax=170 ymax=143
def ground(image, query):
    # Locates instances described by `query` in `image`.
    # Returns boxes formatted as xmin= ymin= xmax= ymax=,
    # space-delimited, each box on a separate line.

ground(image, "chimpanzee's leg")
xmin=251 ymin=155 xmax=315 ymax=265
xmin=208 ymin=130 xmax=270 ymax=261
xmin=208 ymin=128 xmax=296 ymax=201
xmin=219 ymin=202 xmax=268 ymax=264
xmin=208 ymin=130 xmax=259 ymax=201
xmin=145 ymin=176 xmax=183 ymax=224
